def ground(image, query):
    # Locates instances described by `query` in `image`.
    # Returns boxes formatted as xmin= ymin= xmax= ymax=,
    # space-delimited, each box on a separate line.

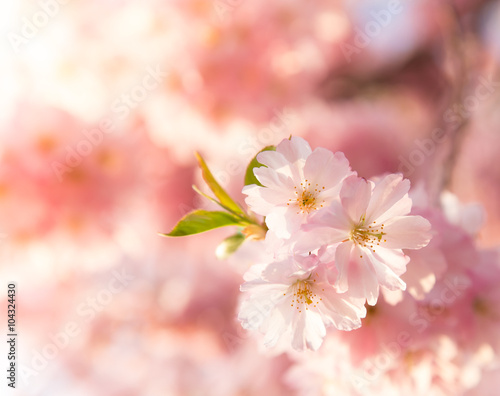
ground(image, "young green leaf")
xmin=160 ymin=210 xmax=244 ymax=237
xmin=192 ymin=184 xmax=233 ymax=212
xmin=215 ymin=232 xmax=246 ymax=259
xmin=244 ymin=145 xmax=276 ymax=187
xmin=195 ymin=152 xmax=245 ymax=216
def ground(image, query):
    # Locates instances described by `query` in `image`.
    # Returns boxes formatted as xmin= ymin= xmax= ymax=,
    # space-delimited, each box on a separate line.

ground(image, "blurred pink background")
xmin=1 ymin=0 xmax=500 ymax=395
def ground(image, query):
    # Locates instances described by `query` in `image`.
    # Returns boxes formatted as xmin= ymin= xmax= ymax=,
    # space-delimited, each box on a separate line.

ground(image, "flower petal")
xmin=240 ymin=278 xmax=288 ymax=295
xmin=295 ymin=226 xmax=345 ymax=253
xmin=334 ymin=241 xmax=354 ymax=293
xmin=304 ymin=149 xmax=352 ymax=192
xmin=262 ymin=256 xmax=302 ymax=282
xmin=256 ymin=150 xmax=301 ymax=181
xmin=264 ymin=206 xmax=305 ymax=239
xmin=276 ymin=136 xmax=312 ymax=163
xmin=264 ymin=209 xmax=290 ymax=239
xmin=253 ymin=166 xmax=294 ymax=191
xmin=256 ymin=150 xmax=289 ymax=171
xmin=335 ymin=243 xmax=379 ymax=304
xmin=369 ymin=248 xmax=407 ymax=292
xmin=243 ymin=184 xmax=276 ymax=216
xmin=291 ymin=310 xmax=326 ymax=351
xmin=371 ymin=246 xmax=410 ymax=276
xmin=365 ymin=174 xmax=412 ymax=222
xmin=262 ymin=302 xmax=293 ymax=348
xmin=238 ymin=296 xmax=272 ymax=330
xmin=340 ymin=176 xmax=372 ymax=223
xmin=382 ymin=215 xmax=432 ymax=249
xmin=310 ymin=202 xmax=353 ymax=230
xmin=319 ymin=288 xmax=366 ymax=331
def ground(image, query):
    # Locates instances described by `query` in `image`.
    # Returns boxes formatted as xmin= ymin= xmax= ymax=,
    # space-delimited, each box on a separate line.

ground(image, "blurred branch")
xmin=436 ymin=1 xmax=470 ymax=199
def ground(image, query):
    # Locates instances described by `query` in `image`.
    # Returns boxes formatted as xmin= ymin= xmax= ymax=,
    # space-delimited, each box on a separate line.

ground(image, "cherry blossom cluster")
xmin=237 ymin=137 xmax=432 ymax=350
xmin=165 ymin=136 xmax=433 ymax=351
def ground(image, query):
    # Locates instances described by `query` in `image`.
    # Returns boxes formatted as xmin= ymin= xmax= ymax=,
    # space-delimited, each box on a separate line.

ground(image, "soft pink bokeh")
xmin=0 ymin=0 xmax=499 ymax=395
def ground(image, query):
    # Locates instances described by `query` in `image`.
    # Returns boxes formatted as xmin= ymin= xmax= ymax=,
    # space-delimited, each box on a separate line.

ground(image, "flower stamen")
xmin=286 ymin=278 xmax=321 ymax=313
xmin=292 ymin=181 xmax=326 ymax=214
xmin=349 ymin=219 xmax=387 ymax=253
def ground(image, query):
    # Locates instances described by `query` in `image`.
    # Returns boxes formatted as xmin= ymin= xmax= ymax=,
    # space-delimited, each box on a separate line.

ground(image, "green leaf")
xmin=192 ymin=185 xmax=237 ymax=213
xmin=195 ymin=152 xmax=245 ymax=216
xmin=160 ymin=210 xmax=244 ymax=237
xmin=244 ymin=145 xmax=276 ymax=187
xmin=192 ymin=184 xmax=260 ymax=227
xmin=215 ymin=232 xmax=246 ymax=259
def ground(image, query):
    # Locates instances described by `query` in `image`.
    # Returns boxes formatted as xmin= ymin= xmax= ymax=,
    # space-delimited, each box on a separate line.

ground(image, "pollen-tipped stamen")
xmin=349 ymin=218 xmax=387 ymax=252
xmin=286 ymin=277 xmax=321 ymax=313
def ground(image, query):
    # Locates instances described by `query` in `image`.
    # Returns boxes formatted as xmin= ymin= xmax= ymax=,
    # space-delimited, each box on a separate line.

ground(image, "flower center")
xmin=284 ymin=277 xmax=323 ymax=313
xmin=287 ymin=179 xmax=326 ymax=214
xmin=348 ymin=215 xmax=387 ymax=255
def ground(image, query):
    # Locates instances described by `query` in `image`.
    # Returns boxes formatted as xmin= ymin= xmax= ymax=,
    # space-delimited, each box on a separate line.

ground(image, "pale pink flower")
xmin=243 ymin=136 xmax=353 ymax=239
xmin=299 ymin=174 xmax=432 ymax=304
xmin=238 ymin=253 xmax=366 ymax=351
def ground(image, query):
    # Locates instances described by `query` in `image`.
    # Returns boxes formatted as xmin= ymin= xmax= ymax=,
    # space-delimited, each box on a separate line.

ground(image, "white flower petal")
xmin=339 ymin=176 xmax=372 ymax=222
xmin=371 ymin=246 xmax=410 ymax=276
xmin=238 ymin=297 xmax=270 ymax=330
xmin=239 ymin=255 xmax=366 ymax=351
xmin=243 ymin=184 xmax=277 ymax=215
xmin=262 ymin=302 xmax=292 ymax=348
xmin=256 ymin=150 xmax=289 ymax=171
xmin=320 ymin=289 xmax=365 ymax=331
xmin=291 ymin=310 xmax=326 ymax=351
xmin=258 ymin=184 xmax=295 ymax=206
xmin=304 ymin=148 xmax=352 ymax=192
xmin=276 ymin=136 xmax=312 ymax=163
xmin=369 ymin=250 xmax=407 ymax=292
xmin=265 ymin=207 xmax=303 ymax=239
xmin=240 ymin=280 xmax=289 ymax=298
xmin=308 ymin=202 xmax=353 ymax=230
xmin=295 ymin=226 xmax=346 ymax=253
xmin=262 ymin=257 xmax=301 ymax=282
xmin=335 ymin=243 xmax=379 ymax=304
xmin=366 ymin=174 xmax=412 ymax=222
xmin=382 ymin=215 xmax=432 ymax=249
xmin=253 ymin=166 xmax=294 ymax=191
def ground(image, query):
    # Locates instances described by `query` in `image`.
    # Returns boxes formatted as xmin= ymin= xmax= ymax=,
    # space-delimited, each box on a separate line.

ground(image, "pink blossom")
xmin=243 ymin=136 xmax=353 ymax=239
xmin=238 ymin=253 xmax=366 ymax=351
xmin=300 ymin=174 xmax=432 ymax=304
